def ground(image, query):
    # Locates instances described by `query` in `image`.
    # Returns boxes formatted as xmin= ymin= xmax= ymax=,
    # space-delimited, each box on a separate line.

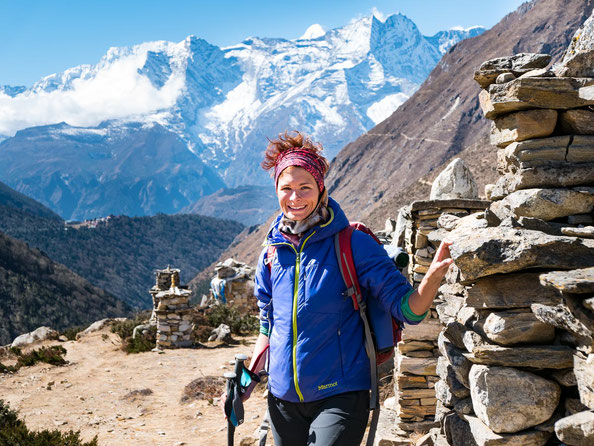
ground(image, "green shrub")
xmin=0 ymin=346 xmax=67 ymax=374
xmin=60 ymin=325 xmax=88 ymax=341
xmin=111 ymin=313 xmax=156 ymax=354
xmin=0 ymin=399 xmax=98 ymax=445
xmin=206 ymin=305 xmax=259 ymax=336
xmin=16 ymin=346 xmax=67 ymax=368
xmin=110 ymin=312 xmax=151 ymax=340
xmin=122 ymin=326 xmax=156 ymax=354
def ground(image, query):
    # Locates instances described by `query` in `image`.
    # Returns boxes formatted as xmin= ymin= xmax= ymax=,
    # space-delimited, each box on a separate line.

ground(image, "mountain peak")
xmin=298 ymin=24 xmax=325 ymax=40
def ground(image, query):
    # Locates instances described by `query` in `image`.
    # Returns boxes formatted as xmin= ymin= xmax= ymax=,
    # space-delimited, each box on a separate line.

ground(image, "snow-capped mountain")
xmin=0 ymin=13 xmax=484 ymax=220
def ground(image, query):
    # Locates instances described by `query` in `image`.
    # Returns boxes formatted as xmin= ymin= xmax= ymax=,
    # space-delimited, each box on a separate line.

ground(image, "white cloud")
xmin=371 ymin=7 xmax=386 ymax=22
xmin=0 ymin=48 xmax=185 ymax=136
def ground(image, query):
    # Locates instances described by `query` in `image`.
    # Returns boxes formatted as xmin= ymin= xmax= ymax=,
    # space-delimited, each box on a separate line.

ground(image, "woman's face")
xmin=276 ymin=166 xmax=320 ymax=221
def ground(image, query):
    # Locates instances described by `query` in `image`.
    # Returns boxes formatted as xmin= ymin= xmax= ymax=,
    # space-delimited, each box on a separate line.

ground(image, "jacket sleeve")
xmin=254 ymin=247 xmax=273 ymax=336
xmin=351 ymin=230 xmax=422 ymax=325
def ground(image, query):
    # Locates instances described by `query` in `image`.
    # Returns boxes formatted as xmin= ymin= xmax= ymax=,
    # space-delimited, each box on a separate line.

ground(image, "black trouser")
xmin=268 ymin=390 xmax=370 ymax=446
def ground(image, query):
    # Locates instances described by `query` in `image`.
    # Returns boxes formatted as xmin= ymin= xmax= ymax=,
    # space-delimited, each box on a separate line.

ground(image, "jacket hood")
xmin=264 ymin=196 xmax=349 ymax=246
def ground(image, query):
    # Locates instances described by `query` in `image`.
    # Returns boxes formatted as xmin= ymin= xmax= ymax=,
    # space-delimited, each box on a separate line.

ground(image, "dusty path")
xmin=0 ymin=329 xmax=269 ymax=446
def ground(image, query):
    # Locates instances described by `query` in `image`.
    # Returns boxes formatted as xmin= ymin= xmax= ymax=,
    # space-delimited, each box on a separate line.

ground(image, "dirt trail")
xmin=0 ymin=330 xmax=269 ymax=446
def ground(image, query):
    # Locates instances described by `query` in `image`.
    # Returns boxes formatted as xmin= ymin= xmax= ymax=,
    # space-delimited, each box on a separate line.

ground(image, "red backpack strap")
xmin=334 ymin=225 xmax=379 ymax=412
xmin=335 ymin=225 xmax=362 ymax=310
xmin=264 ymin=245 xmax=276 ymax=274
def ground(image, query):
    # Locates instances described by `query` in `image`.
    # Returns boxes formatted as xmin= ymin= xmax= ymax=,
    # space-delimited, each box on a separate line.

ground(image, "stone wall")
xmin=392 ymin=198 xmax=488 ymax=435
xmin=431 ymin=43 xmax=594 ymax=446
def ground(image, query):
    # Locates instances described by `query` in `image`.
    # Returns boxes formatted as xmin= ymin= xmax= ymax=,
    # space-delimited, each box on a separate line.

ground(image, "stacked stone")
xmin=429 ymin=21 xmax=594 ymax=446
xmin=210 ymin=258 xmax=256 ymax=309
xmin=390 ymin=160 xmax=489 ymax=435
xmin=537 ymin=267 xmax=594 ymax=445
xmin=150 ymin=266 xmax=193 ymax=349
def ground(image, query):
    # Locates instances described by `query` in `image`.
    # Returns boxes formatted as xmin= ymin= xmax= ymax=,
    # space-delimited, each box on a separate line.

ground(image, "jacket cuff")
xmin=401 ymin=289 xmax=427 ymax=322
xmin=259 ymin=324 xmax=270 ymax=336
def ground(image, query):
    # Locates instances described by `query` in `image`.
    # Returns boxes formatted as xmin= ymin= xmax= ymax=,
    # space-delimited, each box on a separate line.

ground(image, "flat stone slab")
xmin=464 ymin=344 xmax=574 ymax=369
xmin=490 ymin=109 xmax=557 ymax=148
xmin=469 ymin=365 xmax=561 ymax=433
xmin=562 ymin=226 xmax=594 ymax=238
xmin=464 ymin=273 xmax=562 ymax=309
xmin=491 ymin=163 xmax=594 ymax=199
xmin=464 ymin=415 xmax=551 ymax=445
xmin=449 ymin=227 xmax=594 ymax=282
xmin=539 ymin=267 xmax=594 ymax=294
xmin=401 ymin=318 xmax=443 ymax=341
xmin=410 ymin=199 xmax=490 ymax=212
xmin=480 ymin=77 xmax=594 ymax=120
xmin=532 ymin=302 xmax=593 ymax=345
xmin=474 ymin=53 xmax=552 ymax=89
xmin=498 ymin=135 xmax=594 ymax=173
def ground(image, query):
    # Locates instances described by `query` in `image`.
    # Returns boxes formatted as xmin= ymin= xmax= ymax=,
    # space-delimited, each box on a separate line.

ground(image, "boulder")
xmin=469 ymin=365 xmax=561 ymax=433
xmin=518 ymin=68 xmax=555 ymax=79
xmin=574 ymin=354 xmax=594 ymax=410
xmin=496 ymin=72 xmax=515 ymax=84
xmin=430 ymin=158 xmax=479 ymax=200
xmin=449 ymin=226 xmax=594 ymax=282
xmin=12 ymin=326 xmax=59 ymax=348
xmin=482 ymin=311 xmax=555 ymax=346
xmin=480 ymin=77 xmax=594 ymax=120
xmin=559 ymin=109 xmax=594 ymax=134
xmin=552 ymin=369 xmax=578 ymax=387
xmin=437 ymin=214 xmax=461 ymax=231
xmin=437 ymin=357 xmax=470 ymax=398
xmin=208 ymin=324 xmax=231 ymax=342
xmin=554 ymin=410 xmax=594 ymax=446
xmin=555 ymin=12 xmax=594 ymax=77
xmin=490 ymin=109 xmax=557 ymax=148
xmin=465 ymin=344 xmax=574 ymax=369
xmin=489 ymin=188 xmax=594 ymax=222
xmin=540 ymin=267 xmax=594 ymax=294
xmin=464 ymin=273 xmax=562 ymax=309
xmin=464 ymin=415 xmax=551 ymax=446
xmin=474 ymin=53 xmax=552 ymax=89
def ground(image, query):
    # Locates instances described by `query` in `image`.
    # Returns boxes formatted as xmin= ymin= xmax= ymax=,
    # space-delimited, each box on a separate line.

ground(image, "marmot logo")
xmin=318 ymin=381 xmax=338 ymax=391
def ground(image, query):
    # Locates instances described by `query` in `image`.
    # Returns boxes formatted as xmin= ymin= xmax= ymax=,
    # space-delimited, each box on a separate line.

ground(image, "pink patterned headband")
xmin=274 ymin=149 xmax=326 ymax=192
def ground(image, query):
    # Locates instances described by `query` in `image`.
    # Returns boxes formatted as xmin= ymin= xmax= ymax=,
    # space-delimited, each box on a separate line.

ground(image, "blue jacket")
xmin=254 ymin=197 xmax=417 ymax=403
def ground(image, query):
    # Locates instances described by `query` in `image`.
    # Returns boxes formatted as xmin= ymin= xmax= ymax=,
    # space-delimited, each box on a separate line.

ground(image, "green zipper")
xmin=266 ymin=231 xmax=316 ymax=402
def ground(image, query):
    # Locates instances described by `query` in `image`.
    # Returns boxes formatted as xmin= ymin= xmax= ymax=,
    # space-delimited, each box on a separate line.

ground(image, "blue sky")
xmin=1 ymin=0 xmax=527 ymax=86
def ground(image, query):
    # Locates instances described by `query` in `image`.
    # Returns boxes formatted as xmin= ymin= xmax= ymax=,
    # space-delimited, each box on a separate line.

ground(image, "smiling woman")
xmin=238 ymin=130 xmax=453 ymax=445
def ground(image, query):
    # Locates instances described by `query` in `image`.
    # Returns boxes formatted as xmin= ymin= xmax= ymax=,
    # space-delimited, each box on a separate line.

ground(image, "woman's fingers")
xmin=435 ymin=239 xmax=453 ymax=262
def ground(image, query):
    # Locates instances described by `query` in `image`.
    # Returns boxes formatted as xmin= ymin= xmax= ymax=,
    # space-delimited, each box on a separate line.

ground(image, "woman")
xmin=248 ymin=131 xmax=452 ymax=445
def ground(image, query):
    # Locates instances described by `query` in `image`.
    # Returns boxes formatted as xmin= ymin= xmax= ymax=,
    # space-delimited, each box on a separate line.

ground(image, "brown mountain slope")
xmin=327 ymin=0 xmax=594 ymax=227
xmin=195 ymin=0 xmax=593 ymax=271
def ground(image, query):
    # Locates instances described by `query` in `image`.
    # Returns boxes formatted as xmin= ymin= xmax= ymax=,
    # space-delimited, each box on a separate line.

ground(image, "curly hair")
xmin=261 ymin=130 xmax=329 ymax=175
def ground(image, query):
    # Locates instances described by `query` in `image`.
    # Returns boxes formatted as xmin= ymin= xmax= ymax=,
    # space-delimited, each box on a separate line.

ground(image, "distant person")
xmin=245 ymin=131 xmax=452 ymax=445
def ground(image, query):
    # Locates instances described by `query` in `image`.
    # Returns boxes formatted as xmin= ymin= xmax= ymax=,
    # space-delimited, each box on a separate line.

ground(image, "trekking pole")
xmin=223 ymin=371 xmax=237 ymax=446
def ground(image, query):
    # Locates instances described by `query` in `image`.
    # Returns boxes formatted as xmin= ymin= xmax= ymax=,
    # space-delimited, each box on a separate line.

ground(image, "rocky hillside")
xmin=327 ymin=0 xmax=594 ymax=227
xmin=0 ymin=230 xmax=129 ymax=345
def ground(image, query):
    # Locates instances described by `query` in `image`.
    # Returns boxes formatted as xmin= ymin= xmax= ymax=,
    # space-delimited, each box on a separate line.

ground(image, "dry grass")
xmin=181 ymin=376 xmax=226 ymax=404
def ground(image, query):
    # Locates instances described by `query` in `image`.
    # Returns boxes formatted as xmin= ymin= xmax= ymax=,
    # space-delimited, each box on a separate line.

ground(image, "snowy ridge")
xmin=0 ymin=13 xmax=485 ymax=207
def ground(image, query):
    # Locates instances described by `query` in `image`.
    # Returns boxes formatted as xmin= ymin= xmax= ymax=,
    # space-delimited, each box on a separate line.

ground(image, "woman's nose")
xmin=289 ymin=190 xmax=300 ymax=200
